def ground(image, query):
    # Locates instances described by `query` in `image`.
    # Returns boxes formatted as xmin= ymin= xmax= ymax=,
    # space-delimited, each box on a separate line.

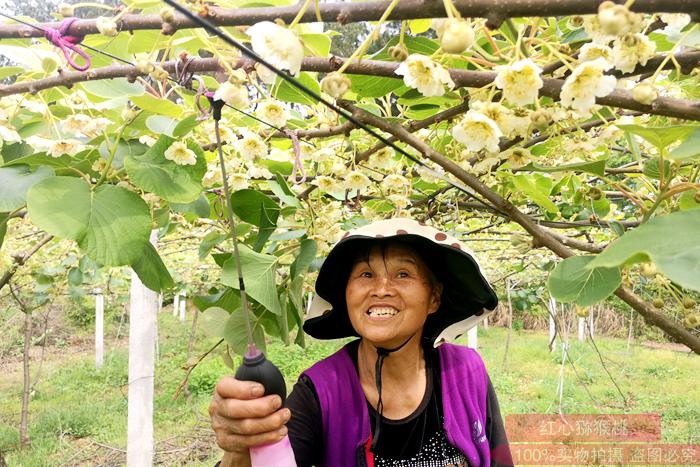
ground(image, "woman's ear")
xmin=428 ymin=283 xmax=443 ymax=315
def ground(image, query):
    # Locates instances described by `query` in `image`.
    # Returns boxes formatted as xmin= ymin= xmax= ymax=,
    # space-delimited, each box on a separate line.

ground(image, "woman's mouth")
xmin=367 ymin=306 xmax=399 ymax=318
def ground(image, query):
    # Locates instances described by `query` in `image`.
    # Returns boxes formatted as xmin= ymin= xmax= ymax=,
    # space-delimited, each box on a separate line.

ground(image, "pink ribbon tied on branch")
xmin=285 ymin=129 xmax=306 ymax=184
xmin=44 ymin=17 xmax=91 ymax=71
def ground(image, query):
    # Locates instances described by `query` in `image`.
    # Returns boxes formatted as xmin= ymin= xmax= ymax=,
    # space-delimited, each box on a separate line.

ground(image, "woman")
xmin=210 ymin=219 xmax=513 ymax=466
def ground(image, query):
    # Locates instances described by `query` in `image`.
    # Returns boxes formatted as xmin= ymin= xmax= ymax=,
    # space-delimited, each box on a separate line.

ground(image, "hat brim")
xmin=303 ymin=234 xmax=498 ymax=342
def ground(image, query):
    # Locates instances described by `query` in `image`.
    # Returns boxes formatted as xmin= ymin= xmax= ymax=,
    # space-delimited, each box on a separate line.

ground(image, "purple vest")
xmin=302 ymin=343 xmax=490 ymax=467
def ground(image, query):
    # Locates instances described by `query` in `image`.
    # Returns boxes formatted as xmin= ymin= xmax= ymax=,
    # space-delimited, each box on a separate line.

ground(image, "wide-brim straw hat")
xmin=303 ymin=218 xmax=498 ymax=346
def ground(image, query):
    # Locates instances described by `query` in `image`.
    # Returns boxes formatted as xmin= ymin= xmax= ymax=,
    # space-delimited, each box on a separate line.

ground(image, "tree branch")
xmin=4 ymin=57 xmax=699 ymax=121
xmin=611 ymin=50 xmax=700 ymax=78
xmin=0 ymin=0 xmax=697 ymax=39
xmin=337 ymin=100 xmax=700 ymax=355
xmin=356 ymin=99 xmax=471 ymax=163
xmin=0 ymin=235 xmax=53 ymax=293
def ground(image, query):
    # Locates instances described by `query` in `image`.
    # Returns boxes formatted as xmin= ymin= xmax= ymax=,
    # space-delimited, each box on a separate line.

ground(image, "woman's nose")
xmin=370 ymin=276 xmax=395 ymax=296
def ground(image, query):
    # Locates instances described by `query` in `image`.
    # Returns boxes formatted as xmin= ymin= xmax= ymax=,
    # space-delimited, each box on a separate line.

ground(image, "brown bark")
xmin=20 ymin=308 xmax=32 ymax=448
xmin=338 ymin=100 xmax=700 ymax=355
xmin=183 ymin=306 xmax=199 ymax=400
xmin=3 ymin=57 xmax=698 ymax=121
xmin=0 ymin=0 xmax=697 ymax=39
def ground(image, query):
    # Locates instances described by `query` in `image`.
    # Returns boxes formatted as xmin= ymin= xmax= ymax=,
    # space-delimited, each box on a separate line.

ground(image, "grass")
xmin=0 ymin=312 xmax=697 ymax=466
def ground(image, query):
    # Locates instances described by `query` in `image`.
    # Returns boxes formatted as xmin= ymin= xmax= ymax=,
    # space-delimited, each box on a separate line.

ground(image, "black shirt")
xmin=285 ymin=340 xmax=513 ymax=467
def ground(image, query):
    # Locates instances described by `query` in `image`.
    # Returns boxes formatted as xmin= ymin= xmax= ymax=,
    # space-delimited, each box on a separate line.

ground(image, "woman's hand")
xmin=209 ymin=377 xmax=292 ymax=466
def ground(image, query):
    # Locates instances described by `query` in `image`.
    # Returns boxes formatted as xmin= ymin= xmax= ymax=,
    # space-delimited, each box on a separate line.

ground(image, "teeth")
xmin=367 ymin=307 xmax=398 ymax=317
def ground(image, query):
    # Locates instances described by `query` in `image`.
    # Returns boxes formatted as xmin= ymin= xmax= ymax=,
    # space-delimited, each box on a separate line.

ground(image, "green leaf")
xmin=145 ymin=115 xmax=179 ymax=136
xmin=618 ymin=124 xmax=698 ymax=152
xmin=548 ymin=256 xmax=622 ymax=306
xmin=679 ymin=190 xmax=700 ymax=210
xmin=0 ymin=66 xmax=23 ymax=79
xmin=0 ymin=165 xmax=53 ymax=211
xmin=268 ymin=177 xmax=301 ymax=208
xmin=409 ymin=18 xmax=432 ymax=34
xmin=291 ymin=238 xmax=317 ymax=278
xmin=590 ymin=197 xmax=611 ymax=218
xmin=81 ymin=78 xmax=144 ymax=98
xmin=511 ymin=174 xmax=558 ymax=213
xmin=0 ymin=45 xmax=45 ymax=70
xmin=193 ymin=287 xmax=241 ymax=314
xmin=0 ymin=214 xmax=7 ymax=251
xmin=348 ymin=74 xmax=403 ymax=98
xmin=520 ymin=158 xmax=607 ymax=177
xmin=130 ymin=94 xmax=184 ymax=118
xmin=201 ymin=306 xmax=231 ymax=338
xmin=131 ymin=242 xmax=174 ymax=292
xmin=27 ymin=176 xmax=91 ymax=240
xmin=373 ymin=36 xmax=439 ymax=59
xmin=125 ymin=136 xmax=206 ymax=203
xmin=172 ymin=114 xmax=201 ymax=137
xmin=199 ymin=231 xmax=227 ymax=260
xmin=230 ymin=189 xmax=280 ymax=226
xmin=230 ymin=189 xmax=280 ymax=250
xmin=642 ymin=158 xmax=672 ymax=180
xmin=273 ymin=72 xmax=320 ymax=105
xmin=669 ymin=127 xmax=700 ymax=161
xmin=224 ymin=309 xmax=266 ymax=356
xmin=221 ymin=245 xmax=282 ymax=316
xmin=588 ymin=210 xmax=700 ymax=292
xmin=171 ymin=194 xmax=211 ymax=218
xmin=67 ymin=267 xmax=83 ymax=286
xmin=97 ymin=139 xmax=147 ymax=171
xmin=300 ymin=34 xmax=331 ymax=56
xmin=27 ymin=177 xmax=151 ymax=266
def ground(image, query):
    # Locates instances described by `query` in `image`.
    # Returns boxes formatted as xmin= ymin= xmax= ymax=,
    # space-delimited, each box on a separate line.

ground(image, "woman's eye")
xmin=360 ymin=271 xmax=373 ymax=278
xmin=397 ymin=271 xmax=410 ymax=278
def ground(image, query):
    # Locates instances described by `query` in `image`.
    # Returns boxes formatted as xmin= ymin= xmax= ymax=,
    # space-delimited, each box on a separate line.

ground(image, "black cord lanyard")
xmin=371 ymin=333 xmax=416 ymax=453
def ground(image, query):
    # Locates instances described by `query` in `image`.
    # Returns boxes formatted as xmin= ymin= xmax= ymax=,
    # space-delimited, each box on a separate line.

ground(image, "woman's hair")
xmin=345 ymin=238 xmax=441 ymax=289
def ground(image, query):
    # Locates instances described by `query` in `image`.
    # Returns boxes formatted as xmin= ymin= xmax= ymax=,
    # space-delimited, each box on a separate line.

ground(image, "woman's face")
xmin=345 ymin=242 xmax=442 ymax=349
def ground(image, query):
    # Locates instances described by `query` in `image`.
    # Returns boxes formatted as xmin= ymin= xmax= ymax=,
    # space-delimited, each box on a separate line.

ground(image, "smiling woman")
xmin=210 ymin=219 xmax=513 ymax=467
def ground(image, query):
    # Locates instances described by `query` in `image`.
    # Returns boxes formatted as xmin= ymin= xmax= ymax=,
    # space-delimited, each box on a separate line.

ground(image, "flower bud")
xmin=58 ymin=3 xmax=74 ymax=17
xmin=621 ymin=32 xmax=640 ymax=48
xmin=96 ymin=17 xmax=118 ymax=37
xmin=321 ymin=72 xmax=352 ymax=99
xmin=530 ymin=109 xmax=552 ymax=129
xmin=598 ymin=1 xmax=628 ymax=36
xmin=632 ymin=82 xmax=658 ymax=105
xmin=121 ymin=107 xmax=138 ymax=122
xmin=440 ymin=19 xmax=475 ymax=54
xmin=652 ymin=297 xmax=664 ymax=309
xmin=588 ymin=187 xmax=603 ymax=200
xmin=135 ymin=54 xmax=155 ymax=74
xmin=149 ymin=66 xmax=169 ymax=81
xmin=683 ymin=313 xmax=700 ymax=329
xmin=568 ymin=16 xmax=584 ymax=28
xmin=640 ymin=263 xmax=656 ymax=277
xmin=389 ymin=44 xmax=409 ymax=61
xmin=159 ymin=6 xmax=175 ymax=23
xmin=575 ymin=305 xmax=589 ymax=318
xmin=683 ymin=297 xmax=696 ymax=310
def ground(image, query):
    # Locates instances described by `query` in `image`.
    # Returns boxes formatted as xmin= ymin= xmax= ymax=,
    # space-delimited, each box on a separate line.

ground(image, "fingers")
xmin=215 ymin=425 xmax=289 ymax=451
xmin=216 ymin=393 xmax=284 ymax=419
xmin=215 ymin=376 xmax=265 ymax=400
xmin=227 ymin=407 xmax=292 ymax=435
xmin=209 ymin=376 xmax=292 ymax=453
